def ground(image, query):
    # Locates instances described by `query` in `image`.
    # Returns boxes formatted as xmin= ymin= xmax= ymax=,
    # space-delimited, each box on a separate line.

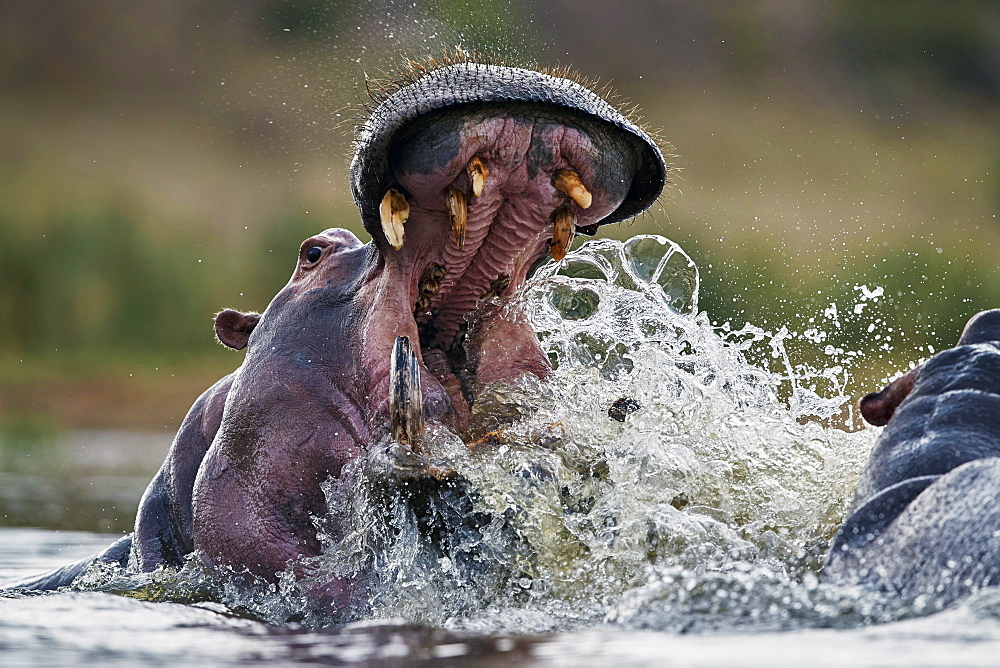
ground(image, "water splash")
xmin=82 ymin=235 xmax=884 ymax=632
xmin=297 ymin=235 xmax=877 ymax=630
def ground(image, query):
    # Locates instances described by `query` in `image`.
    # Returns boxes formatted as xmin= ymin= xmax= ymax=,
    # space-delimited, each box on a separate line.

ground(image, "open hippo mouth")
xmin=351 ymin=61 xmax=665 ymax=447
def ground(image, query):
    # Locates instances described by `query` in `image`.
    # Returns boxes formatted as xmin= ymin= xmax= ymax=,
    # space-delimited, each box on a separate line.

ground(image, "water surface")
xmin=3 ymin=237 xmax=999 ymax=665
xmin=5 ymin=528 xmax=1000 ymax=667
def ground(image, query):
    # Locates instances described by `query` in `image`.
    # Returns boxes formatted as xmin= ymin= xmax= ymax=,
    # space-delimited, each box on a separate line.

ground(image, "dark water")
xmin=4 ymin=238 xmax=1000 ymax=665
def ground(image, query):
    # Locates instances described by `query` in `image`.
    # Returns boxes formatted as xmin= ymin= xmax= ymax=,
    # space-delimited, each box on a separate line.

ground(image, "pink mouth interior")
xmin=361 ymin=107 xmax=629 ymax=440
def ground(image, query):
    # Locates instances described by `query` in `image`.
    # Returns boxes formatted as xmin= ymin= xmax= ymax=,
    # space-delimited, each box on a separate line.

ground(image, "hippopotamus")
xmin=824 ymin=309 xmax=1000 ymax=605
xmin=6 ymin=59 xmax=665 ymax=606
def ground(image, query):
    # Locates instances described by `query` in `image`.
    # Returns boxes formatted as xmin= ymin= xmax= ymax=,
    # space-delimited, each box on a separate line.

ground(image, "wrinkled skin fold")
xmin=825 ymin=309 xmax=1000 ymax=605
xmin=3 ymin=61 xmax=664 ymax=613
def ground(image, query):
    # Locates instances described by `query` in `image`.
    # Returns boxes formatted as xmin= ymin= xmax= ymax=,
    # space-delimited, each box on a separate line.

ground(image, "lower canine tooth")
xmin=467 ymin=156 xmax=489 ymax=198
xmin=390 ymin=335 xmax=424 ymax=449
xmin=446 ymin=186 xmax=467 ymax=249
xmin=550 ymin=207 xmax=576 ymax=262
xmin=380 ymin=189 xmax=409 ymax=250
xmin=552 ymin=170 xmax=593 ymax=209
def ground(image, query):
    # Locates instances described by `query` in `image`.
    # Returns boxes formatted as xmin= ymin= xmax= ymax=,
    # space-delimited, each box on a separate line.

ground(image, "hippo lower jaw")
xmin=354 ymin=104 xmax=647 ymax=445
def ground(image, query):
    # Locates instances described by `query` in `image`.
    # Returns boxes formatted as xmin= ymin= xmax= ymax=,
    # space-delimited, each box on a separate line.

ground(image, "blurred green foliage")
xmin=836 ymin=0 xmax=1000 ymax=100
xmin=696 ymin=241 xmax=1000 ymax=368
xmin=0 ymin=209 xmax=325 ymax=356
xmin=1 ymin=1 xmax=998 ymax=427
xmin=264 ymin=0 xmax=348 ymax=41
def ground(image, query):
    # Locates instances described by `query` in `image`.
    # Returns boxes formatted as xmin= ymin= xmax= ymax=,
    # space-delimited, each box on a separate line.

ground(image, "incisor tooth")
xmin=467 ymin=157 xmax=488 ymax=198
xmin=550 ymin=207 xmax=576 ymax=262
xmin=379 ymin=189 xmax=409 ymax=250
xmin=445 ymin=186 xmax=467 ymax=249
xmin=552 ymin=170 xmax=592 ymax=209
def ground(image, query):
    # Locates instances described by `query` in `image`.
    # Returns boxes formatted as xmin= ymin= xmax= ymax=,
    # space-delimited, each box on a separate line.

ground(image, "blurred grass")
xmin=2 ymin=110 xmax=995 ymax=431
xmin=1 ymin=1 xmax=998 ymax=432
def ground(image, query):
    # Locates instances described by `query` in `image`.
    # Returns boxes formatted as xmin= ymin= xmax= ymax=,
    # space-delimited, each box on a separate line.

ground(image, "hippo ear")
xmin=859 ymin=366 xmax=920 ymax=426
xmin=214 ymin=310 xmax=261 ymax=350
xmin=957 ymin=309 xmax=1000 ymax=346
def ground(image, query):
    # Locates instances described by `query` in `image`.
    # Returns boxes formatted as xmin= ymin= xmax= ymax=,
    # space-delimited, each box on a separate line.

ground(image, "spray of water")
xmin=323 ymin=235 xmax=882 ymax=632
xmin=79 ymin=235 xmax=899 ymax=631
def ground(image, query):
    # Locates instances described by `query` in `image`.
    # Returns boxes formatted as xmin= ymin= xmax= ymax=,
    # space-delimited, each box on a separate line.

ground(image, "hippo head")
xmin=860 ymin=309 xmax=1000 ymax=426
xmin=346 ymin=61 xmax=665 ymax=445
xmin=216 ymin=60 xmax=665 ymax=459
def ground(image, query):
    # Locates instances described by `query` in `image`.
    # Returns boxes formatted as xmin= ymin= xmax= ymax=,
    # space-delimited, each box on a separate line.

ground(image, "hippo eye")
xmin=305 ymin=246 xmax=323 ymax=263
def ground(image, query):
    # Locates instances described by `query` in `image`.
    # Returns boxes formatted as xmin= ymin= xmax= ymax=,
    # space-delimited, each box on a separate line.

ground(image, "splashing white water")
xmin=80 ymin=235 xmax=886 ymax=631
xmin=295 ymin=235 xmax=878 ymax=630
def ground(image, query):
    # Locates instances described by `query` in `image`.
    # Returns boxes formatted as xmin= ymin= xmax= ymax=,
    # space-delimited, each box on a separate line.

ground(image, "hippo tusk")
xmin=445 ymin=186 xmax=467 ymax=250
xmin=552 ymin=170 xmax=592 ymax=209
xmin=550 ymin=207 xmax=577 ymax=262
xmin=379 ymin=189 xmax=409 ymax=250
xmin=466 ymin=156 xmax=488 ymax=198
xmin=390 ymin=335 xmax=425 ymax=449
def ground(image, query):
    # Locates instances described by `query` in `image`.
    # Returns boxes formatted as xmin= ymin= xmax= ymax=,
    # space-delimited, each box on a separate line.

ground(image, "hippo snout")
xmin=351 ymin=62 xmax=665 ymax=233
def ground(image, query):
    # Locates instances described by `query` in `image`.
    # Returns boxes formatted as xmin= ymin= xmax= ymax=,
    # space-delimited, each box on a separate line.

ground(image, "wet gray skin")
xmin=825 ymin=309 xmax=1000 ymax=605
xmin=6 ymin=62 xmax=665 ymax=612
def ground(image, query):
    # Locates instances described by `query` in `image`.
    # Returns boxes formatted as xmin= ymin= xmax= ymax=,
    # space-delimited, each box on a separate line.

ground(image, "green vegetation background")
xmin=1 ymin=0 xmax=998 ymax=435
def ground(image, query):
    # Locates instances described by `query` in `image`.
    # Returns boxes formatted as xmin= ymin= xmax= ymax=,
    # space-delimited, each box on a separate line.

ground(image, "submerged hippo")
xmin=7 ymin=60 xmax=665 ymax=602
xmin=825 ymin=309 xmax=1000 ymax=604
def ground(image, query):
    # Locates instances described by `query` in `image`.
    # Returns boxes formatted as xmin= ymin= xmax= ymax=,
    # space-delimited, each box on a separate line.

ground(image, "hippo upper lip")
xmin=351 ymin=61 xmax=666 ymax=237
